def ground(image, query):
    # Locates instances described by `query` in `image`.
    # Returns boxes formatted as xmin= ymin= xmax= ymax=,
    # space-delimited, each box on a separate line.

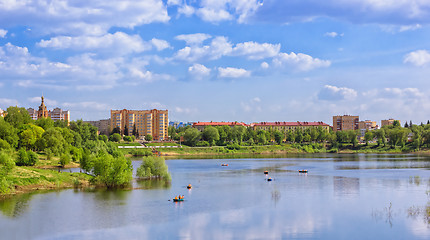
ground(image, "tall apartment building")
xmin=27 ymin=96 xmax=70 ymax=124
xmin=84 ymin=119 xmax=110 ymax=136
xmin=381 ymin=119 xmax=400 ymax=127
xmin=110 ymin=109 xmax=168 ymax=141
xmin=333 ymin=115 xmax=359 ymax=131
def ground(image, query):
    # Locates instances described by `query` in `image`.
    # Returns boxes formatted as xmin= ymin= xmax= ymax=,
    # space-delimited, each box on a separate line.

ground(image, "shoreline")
xmin=2 ymin=149 xmax=430 ymax=198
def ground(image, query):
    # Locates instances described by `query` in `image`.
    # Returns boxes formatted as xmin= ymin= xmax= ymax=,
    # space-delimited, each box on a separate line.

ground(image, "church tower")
xmin=37 ymin=95 xmax=48 ymax=119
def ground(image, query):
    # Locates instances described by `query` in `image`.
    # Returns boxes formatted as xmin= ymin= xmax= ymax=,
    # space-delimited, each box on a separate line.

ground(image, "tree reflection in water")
xmin=0 ymin=193 xmax=33 ymax=218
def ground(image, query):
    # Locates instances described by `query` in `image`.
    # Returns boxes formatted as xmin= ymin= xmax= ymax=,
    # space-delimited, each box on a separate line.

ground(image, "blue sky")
xmin=1 ymin=0 xmax=430 ymax=125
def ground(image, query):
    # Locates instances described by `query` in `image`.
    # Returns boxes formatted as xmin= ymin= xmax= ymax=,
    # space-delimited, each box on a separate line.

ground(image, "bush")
xmin=136 ymin=156 xmax=171 ymax=181
xmin=130 ymin=149 xmax=153 ymax=157
xmin=16 ymin=149 xmax=38 ymax=166
xmin=123 ymin=135 xmax=132 ymax=142
xmin=196 ymin=141 xmax=210 ymax=147
xmin=59 ymin=153 xmax=71 ymax=167
xmin=226 ymin=143 xmax=241 ymax=150
xmin=109 ymin=133 xmax=121 ymax=142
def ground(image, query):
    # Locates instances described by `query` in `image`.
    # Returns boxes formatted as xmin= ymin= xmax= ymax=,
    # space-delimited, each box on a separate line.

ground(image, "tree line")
xmin=0 ymin=106 xmax=132 ymax=193
xmin=168 ymin=121 xmax=430 ymax=150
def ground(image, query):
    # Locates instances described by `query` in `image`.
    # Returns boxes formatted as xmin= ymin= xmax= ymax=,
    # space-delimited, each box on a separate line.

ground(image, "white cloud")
xmin=261 ymin=62 xmax=269 ymax=69
xmin=175 ymin=33 xmax=212 ymax=46
xmin=231 ymin=42 xmax=280 ymax=60
xmin=399 ymin=24 xmax=422 ymax=32
xmin=0 ymin=1 xmax=170 ymax=36
xmin=174 ymin=36 xmax=232 ymax=62
xmin=173 ymin=107 xmax=197 ymax=114
xmin=403 ymin=50 xmax=430 ymax=67
xmin=318 ymin=85 xmax=357 ymax=101
xmin=273 ymin=52 xmax=331 ymax=71
xmin=196 ymin=8 xmax=233 ymax=22
xmin=195 ymin=0 xmax=262 ymax=23
xmin=188 ymin=63 xmax=211 ymax=80
xmin=218 ymin=67 xmax=250 ymax=78
xmin=0 ymin=29 xmax=7 ymax=38
xmin=178 ymin=4 xmax=196 ymax=17
xmin=324 ymin=32 xmax=343 ymax=37
xmin=174 ymin=36 xmax=281 ymax=62
xmin=38 ymin=32 xmax=152 ymax=55
xmin=151 ymin=38 xmax=171 ymax=51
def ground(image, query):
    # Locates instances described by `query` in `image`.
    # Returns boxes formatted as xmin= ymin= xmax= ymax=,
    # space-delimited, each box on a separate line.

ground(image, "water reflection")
xmin=333 ymin=176 xmax=360 ymax=197
xmin=135 ymin=179 xmax=171 ymax=189
xmin=0 ymin=193 xmax=33 ymax=218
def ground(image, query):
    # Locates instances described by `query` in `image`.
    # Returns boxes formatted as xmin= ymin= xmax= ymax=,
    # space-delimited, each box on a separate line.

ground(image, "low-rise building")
xmin=84 ymin=119 xmax=110 ymax=135
xmin=251 ymin=121 xmax=330 ymax=132
xmin=193 ymin=122 xmax=248 ymax=131
xmin=169 ymin=121 xmax=194 ymax=129
xmin=381 ymin=119 xmax=400 ymax=127
xmin=0 ymin=108 xmax=4 ymax=117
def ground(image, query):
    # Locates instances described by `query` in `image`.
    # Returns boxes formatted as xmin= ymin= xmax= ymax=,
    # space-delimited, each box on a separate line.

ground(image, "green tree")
xmin=38 ymin=127 xmax=67 ymax=155
xmin=364 ymin=131 xmax=373 ymax=145
xmin=92 ymin=152 xmax=133 ymax=188
xmin=16 ymin=149 xmax=38 ymax=166
xmin=4 ymin=106 xmax=32 ymax=128
xmin=124 ymin=125 xmax=129 ymax=136
xmin=19 ymin=124 xmax=45 ymax=150
xmin=0 ymin=152 xmax=15 ymax=194
xmin=132 ymin=124 xmax=139 ymax=138
xmin=0 ymin=118 xmax=19 ymax=148
xmin=98 ymin=135 xmax=108 ymax=142
xmin=393 ymin=120 xmax=401 ymax=128
xmin=59 ymin=153 xmax=71 ymax=167
xmin=109 ymin=133 xmax=121 ymax=142
xmin=256 ymin=131 xmax=267 ymax=145
xmin=123 ymin=135 xmax=132 ymax=142
xmin=136 ymin=156 xmax=171 ymax=180
xmin=202 ymin=126 xmax=220 ymax=146
xmin=274 ymin=130 xmax=284 ymax=144
xmin=145 ymin=134 xmax=153 ymax=142
xmin=183 ymin=128 xmax=200 ymax=146
xmin=35 ymin=117 xmax=54 ymax=130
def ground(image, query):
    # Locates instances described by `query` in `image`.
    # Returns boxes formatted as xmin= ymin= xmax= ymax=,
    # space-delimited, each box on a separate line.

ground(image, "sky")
xmin=1 ymin=0 xmax=430 ymax=125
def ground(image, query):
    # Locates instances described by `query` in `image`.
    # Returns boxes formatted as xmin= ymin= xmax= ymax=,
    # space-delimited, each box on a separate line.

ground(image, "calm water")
xmin=1 ymin=154 xmax=430 ymax=240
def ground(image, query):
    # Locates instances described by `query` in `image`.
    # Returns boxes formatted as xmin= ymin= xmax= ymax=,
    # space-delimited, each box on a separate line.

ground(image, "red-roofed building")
xmin=193 ymin=121 xmax=248 ymax=131
xmin=250 ymin=121 xmax=330 ymax=132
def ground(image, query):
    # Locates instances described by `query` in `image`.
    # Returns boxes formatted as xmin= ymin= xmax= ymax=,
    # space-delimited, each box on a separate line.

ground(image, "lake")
xmin=1 ymin=154 xmax=430 ymax=239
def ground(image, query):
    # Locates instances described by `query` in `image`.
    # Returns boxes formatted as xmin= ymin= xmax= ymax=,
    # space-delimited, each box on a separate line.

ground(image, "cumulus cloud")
xmin=231 ymin=41 xmax=280 ymax=60
xmin=37 ymin=32 xmax=152 ymax=55
xmin=261 ymin=62 xmax=269 ymax=69
xmin=273 ymin=52 xmax=331 ymax=71
xmin=404 ymin=50 xmax=430 ymax=66
xmin=318 ymin=85 xmax=357 ymax=101
xmin=0 ymin=43 xmax=171 ymax=90
xmin=151 ymin=38 xmax=171 ymax=51
xmin=188 ymin=63 xmax=211 ymax=80
xmin=174 ymin=36 xmax=281 ymax=62
xmin=218 ymin=67 xmax=250 ymax=78
xmin=175 ymin=33 xmax=212 ymax=46
xmin=0 ymin=1 xmax=170 ymax=36
xmin=0 ymin=29 xmax=7 ymax=38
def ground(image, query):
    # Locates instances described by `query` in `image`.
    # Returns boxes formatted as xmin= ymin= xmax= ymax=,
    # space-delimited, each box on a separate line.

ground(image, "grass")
xmin=146 ymin=142 xmax=181 ymax=147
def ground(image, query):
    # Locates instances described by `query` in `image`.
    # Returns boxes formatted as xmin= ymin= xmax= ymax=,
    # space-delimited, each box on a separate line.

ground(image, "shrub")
xmin=130 ymin=149 xmax=153 ymax=157
xmin=123 ymin=135 xmax=132 ymax=142
xmin=16 ymin=149 xmax=38 ymax=166
xmin=109 ymin=133 xmax=121 ymax=142
xmin=226 ymin=143 xmax=241 ymax=150
xmin=136 ymin=156 xmax=171 ymax=181
xmin=196 ymin=141 xmax=210 ymax=147
xmin=59 ymin=153 xmax=71 ymax=167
